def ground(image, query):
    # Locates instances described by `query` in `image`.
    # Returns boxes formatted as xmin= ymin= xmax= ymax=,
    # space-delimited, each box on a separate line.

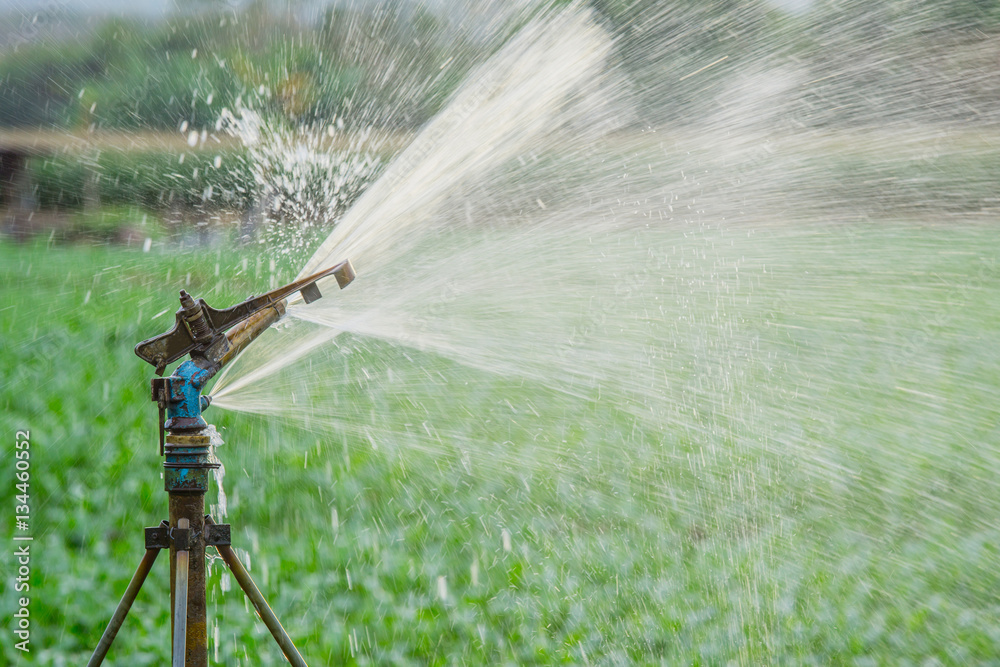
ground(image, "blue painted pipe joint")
xmin=164 ymin=433 xmax=216 ymax=493
xmin=163 ymin=359 xmax=216 ymax=432
xmin=156 ymin=359 xmax=220 ymax=493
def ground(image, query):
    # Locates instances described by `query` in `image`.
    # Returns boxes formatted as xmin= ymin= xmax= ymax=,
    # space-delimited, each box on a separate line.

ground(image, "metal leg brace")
xmin=205 ymin=515 xmax=308 ymax=667
xmin=86 ymin=548 xmax=162 ymax=667
xmin=87 ymin=517 xmax=308 ymax=666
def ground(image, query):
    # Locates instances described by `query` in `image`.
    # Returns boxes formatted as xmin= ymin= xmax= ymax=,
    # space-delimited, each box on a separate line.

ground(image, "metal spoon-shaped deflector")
xmin=135 ymin=260 xmax=355 ymax=375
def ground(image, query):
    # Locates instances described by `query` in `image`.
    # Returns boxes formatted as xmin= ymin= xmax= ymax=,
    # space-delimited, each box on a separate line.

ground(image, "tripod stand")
xmin=86 ymin=260 xmax=356 ymax=666
xmin=87 ymin=431 xmax=307 ymax=667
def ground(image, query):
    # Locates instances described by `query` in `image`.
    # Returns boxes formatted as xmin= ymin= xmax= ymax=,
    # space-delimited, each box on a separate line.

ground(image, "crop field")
xmin=2 ymin=224 xmax=1000 ymax=665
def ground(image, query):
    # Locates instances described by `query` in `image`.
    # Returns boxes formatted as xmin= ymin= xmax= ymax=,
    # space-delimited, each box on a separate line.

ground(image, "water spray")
xmin=87 ymin=259 xmax=356 ymax=667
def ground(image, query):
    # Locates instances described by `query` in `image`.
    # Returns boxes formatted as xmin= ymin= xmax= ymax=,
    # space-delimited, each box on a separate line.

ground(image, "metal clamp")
xmin=144 ymin=520 xmax=213 ymax=551
xmin=171 ymin=527 xmax=191 ymax=551
xmin=144 ymin=521 xmax=171 ymax=550
xmin=204 ymin=520 xmax=232 ymax=547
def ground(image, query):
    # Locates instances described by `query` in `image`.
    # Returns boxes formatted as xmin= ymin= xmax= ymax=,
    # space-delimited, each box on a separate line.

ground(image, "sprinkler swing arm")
xmin=136 ymin=259 xmax=356 ymax=375
xmin=88 ymin=259 xmax=355 ymax=667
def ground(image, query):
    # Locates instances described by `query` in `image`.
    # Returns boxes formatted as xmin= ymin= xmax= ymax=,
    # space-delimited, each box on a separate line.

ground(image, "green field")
xmin=2 ymin=224 xmax=1000 ymax=665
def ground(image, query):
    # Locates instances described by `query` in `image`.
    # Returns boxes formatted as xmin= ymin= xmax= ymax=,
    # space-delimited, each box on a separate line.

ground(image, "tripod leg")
xmin=86 ymin=548 xmax=161 ymax=667
xmin=173 ymin=517 xmax=191 ymax=667
xmin=214 ymin=542 xmax=308 ymax=667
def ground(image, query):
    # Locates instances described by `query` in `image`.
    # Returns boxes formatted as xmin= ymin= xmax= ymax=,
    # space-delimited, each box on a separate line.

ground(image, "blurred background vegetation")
xmin=0 ymin=1 xmax=473 ymax=131
xmin=1 ymin=0 xmax=1000 ymax=240
xmin=3 ymin=0 xmax=999 ymax=132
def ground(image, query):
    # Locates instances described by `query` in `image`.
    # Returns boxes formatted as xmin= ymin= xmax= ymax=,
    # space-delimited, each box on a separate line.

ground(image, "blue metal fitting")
xmin=163 ymin=360 xmax=215 ymax=432
xmin=164 ymin=433 xmax=217 ymax=493
xmin=152 ymin=359 xmax=220 ymax=492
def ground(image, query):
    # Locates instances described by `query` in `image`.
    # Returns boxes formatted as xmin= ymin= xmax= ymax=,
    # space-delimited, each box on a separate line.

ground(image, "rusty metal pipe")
xmin=169 ymin=492 xmax=208 ymax=667
xmin=218 ymin=300 xmax=286 ymax=369
xmin=206 ymin=518 xmax=308 ymax=667
xmin=86 ymin=548 xmax=161 ymax=667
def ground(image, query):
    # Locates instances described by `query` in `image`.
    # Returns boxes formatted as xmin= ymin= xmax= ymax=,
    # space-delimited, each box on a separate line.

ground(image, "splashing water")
xmin=202 ymin=2 xmax=1000 ymax=662
xmin=205 ymin=424 xmax=228 ymax=520
xmin=211 ymin=7 xmax=788 ymax=469
xmin=217 ymin=104 xmax=385 ymax=253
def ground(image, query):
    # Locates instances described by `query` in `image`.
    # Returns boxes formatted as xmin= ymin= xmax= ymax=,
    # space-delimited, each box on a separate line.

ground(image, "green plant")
xmin=2 ymin=224 xmax=1000 ymax=665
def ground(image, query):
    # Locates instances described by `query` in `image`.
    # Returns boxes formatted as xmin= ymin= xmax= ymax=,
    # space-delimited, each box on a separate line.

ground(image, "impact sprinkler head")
xmin=90 ymin=259 xmax=354 ymax=666
xmin=135 ymin=259 xmax=355 ymax=376
xmin=134 ymin=259 xmax=355 ymax=452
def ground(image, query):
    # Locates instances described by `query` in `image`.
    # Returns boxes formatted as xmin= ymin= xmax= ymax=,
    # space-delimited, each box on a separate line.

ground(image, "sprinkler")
xmin=87 ymin=259 xmax=356 ymax=667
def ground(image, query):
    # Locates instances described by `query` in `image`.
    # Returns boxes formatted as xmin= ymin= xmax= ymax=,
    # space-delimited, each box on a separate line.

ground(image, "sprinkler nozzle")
xmin=218 ymin=300 xmax=286 ymax=368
